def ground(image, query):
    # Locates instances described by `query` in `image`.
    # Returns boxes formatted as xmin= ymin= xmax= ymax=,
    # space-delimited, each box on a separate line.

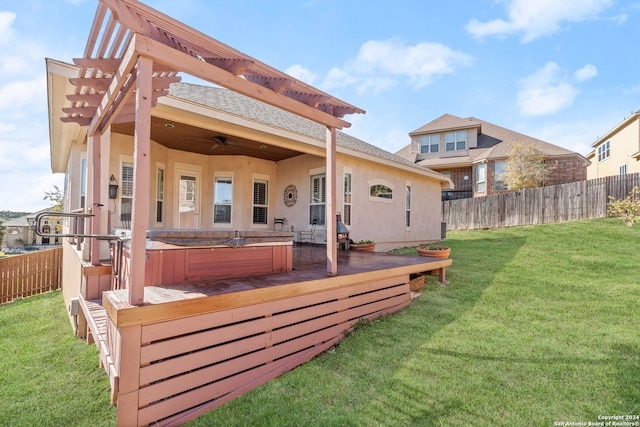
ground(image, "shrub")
xmin=607 ymin=186 xmax=640 ymax=226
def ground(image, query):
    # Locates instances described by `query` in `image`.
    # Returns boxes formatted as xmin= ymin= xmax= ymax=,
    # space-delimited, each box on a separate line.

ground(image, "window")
xmin=420 ymin=134 xmax=439 ymax=153
xmin=598 ymin=141 xmax=610 ymax=162
xmin=494 ymin=161 xmax=508 ymax=191
xmin=156 ymin=167 xmax=164 ymax=223
xmin=476 ymin=164 xmax=486 ymax=193
xmin=405 ymin=184 xmax=411 ymax=229
xmin=310 ymin=173 xmax=326 ymax=225
xmin=446 ymin=131 xmax=466 ymax=151
xmin=80 ymin=157 xmax=87 ymax=209
xmin=370 ymin=184 xmax=393 ymax=200
xmin=620 ymin=164 xmax=627 ymax=175
xmin=214 ymin=175 xmax=233 ymax=224
xmin=343 ymin=172 xmax=352 ymax=226
xmin=252 ymin=179 xmax=268 ymax=225
xmin=121 ymin=161 xmax=134 ymax=217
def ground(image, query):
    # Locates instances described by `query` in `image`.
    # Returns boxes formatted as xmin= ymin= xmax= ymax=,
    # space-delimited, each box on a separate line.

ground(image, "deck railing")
xmin=0 ymin=247 xmax=63 ymax=304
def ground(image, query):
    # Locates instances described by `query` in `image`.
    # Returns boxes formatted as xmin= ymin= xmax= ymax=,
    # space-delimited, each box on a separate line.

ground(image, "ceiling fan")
xmin=197 ymin=135 xmax=237 ymax=151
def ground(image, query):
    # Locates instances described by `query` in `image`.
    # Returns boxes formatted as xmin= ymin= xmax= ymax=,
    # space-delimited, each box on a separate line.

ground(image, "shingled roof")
xmin=400 ymin=113 xmax=585 ymax=168
xmin=167 ymin=82 xmax=444 ymax=178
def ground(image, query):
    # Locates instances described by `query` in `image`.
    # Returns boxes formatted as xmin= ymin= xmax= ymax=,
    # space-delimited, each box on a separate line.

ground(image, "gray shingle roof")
xmin=168 ymin=82 xmax=438 ymax=175
xmin=402 ymin=113 xmax=585 ymax=168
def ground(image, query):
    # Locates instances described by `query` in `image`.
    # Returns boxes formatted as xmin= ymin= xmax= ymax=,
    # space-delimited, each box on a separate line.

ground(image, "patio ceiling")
xmin=111 ymin=118 xmax=304 ymax=161
xmin=62 ymin=0 xmax=364 ymax=136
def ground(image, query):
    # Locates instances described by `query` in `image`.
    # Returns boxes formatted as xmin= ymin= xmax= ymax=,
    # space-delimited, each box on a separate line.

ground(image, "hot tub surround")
xmin=118 ymin=230 xmax=295 ymax=288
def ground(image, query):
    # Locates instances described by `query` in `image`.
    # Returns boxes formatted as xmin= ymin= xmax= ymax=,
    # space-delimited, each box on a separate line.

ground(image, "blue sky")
xmin=1 ymin=0 xmax=639 ymax=212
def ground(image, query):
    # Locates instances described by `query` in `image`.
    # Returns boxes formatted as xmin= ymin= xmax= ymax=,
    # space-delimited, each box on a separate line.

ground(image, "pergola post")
xmin=326 ymin=126 xmax=337 ymax=276
xmin=128 ymin=55 xmax=153 ymax=306
xmin=88 ymin=131 xmax=101 ymax=265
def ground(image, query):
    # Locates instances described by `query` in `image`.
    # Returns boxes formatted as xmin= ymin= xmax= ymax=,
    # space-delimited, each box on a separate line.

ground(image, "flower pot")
xmin=350 ymin=243 xmax=376 ymax=252
xmin=417 ymin=245 xmax=450 ymax=258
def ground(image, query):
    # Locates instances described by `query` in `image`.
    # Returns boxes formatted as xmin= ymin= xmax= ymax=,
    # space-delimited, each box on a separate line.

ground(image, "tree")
xmin=43 ymin=185 xmax=64 ymax=212
xmin=500 ymin=142 xmax=546 ymax=190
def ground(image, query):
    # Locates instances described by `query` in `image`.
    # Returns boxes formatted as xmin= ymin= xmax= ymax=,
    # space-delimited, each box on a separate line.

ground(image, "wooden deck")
xmin=109 ymin=245 xmax=449 ymax=306
xmin=81 ymin=245 xmax=451 ymax=426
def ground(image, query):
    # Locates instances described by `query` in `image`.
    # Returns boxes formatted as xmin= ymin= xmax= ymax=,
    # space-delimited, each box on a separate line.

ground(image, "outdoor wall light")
xmin=109 ymin=174 xmax=119 ymax=199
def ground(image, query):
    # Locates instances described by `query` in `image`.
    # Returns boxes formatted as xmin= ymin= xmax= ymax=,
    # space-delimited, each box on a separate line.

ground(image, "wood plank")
xmin=106 ymin=260 xmax=447 ymax=328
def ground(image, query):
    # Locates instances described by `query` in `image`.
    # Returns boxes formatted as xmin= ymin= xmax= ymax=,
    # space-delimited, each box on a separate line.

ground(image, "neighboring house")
xmin=396 ymin=114 xmax=588 ymax=199
xmin=586 ymin=110 xmax=640 ymax=179
xmin=45 ymin=1 xmax=453 ymax=424
xmin=1 ymin=209 xmax=61 ymax=250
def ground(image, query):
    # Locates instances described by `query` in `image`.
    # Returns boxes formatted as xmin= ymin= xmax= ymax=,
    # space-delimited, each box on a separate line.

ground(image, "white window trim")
xmin=476 ymin=163 xmax=487 ymax=193
xmin=155 ymin=162 xmax=165 ymax=226
xmin=79 ymin=155 xmax=87 ymax=210
xmin=120 ymin=155 xmax=134 ymax=219
xmin=252 ymin=173 xmax=270 ymax=229
xmin=343 ymin=168 xmax=352 ymax=227
xmin=368 ymin=179 xmax=394 ymax=203
xmin=213 ymin=171 xmax=234 ymax=228
xmin=405 ymin=181 xmax=412 ymax=230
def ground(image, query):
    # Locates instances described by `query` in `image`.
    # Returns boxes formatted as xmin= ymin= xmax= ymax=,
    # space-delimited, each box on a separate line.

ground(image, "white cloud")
xmin=321 ymin=39 xmax=473 ymax=94
xmin=517 ymin=62 xmax=579 ymax=116
xmin=466 ymin=0 xmax=614 ymax=42
xmin=574 ymin=64 xmax=598 ymax=82
xmin=285 ymin=64 xmax=318 ymax=86
xmin=0 ymin=11 xmax=16 ymax=44
xmin=0 ymin=77 xmax=46 ymax=111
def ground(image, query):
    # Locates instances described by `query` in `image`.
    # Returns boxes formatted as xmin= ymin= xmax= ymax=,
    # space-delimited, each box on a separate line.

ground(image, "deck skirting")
xmin=109 ymin=273 xmax=412 ymax=426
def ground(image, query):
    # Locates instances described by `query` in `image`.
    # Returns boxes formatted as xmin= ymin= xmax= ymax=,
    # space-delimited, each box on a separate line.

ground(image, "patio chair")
xmin=274 ymin=217 xmax=285 ymax=231
xmin=297 ymin=218 xmax=317 ymax=245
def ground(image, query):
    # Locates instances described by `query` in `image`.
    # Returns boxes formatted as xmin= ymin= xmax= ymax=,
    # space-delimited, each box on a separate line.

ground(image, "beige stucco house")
xmin=397 ymin=114 xmax=588 ymax=199
xmin=51 ymin=73 xmax=452 ymax=252
xmin=586 ymin=111 xmax=640 ymax=179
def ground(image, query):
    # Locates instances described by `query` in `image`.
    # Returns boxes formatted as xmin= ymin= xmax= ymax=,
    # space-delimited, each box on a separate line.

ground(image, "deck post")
xmin=88 ymin=131 xmax=102 ymax=265
xmin=128 ymin=55 xmax=153 ymax=306
xmin=326 ymin=126 xmax=337 ymax=276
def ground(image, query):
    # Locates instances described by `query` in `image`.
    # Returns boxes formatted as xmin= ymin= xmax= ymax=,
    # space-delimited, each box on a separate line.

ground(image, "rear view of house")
xmin=45 ymin=1 xmax=452 ymax=425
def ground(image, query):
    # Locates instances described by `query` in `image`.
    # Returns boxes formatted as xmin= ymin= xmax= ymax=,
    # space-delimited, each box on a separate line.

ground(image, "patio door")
xmin=175 ymin=165 xmax=201 ymax=229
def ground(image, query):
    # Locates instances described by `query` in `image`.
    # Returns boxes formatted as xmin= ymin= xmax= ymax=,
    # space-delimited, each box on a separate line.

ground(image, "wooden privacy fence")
xmin=0 ymin=247 xmax=63 ymax=304
xmin=443 ymin=173 xmax=640 ymax=230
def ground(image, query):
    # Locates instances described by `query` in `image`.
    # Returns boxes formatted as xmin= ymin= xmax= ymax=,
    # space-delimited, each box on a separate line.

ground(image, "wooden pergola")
xmin=64 ymin=0 xmax=364 ymax=305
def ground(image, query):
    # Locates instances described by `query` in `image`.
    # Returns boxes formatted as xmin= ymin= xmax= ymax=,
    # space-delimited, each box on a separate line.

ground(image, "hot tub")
xmin=120 ymin=229 xmax=295 ymax=287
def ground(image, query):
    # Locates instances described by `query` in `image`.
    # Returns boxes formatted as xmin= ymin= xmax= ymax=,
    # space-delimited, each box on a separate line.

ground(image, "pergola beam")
xmin=134 ymin=34 xmax=352 ymax=130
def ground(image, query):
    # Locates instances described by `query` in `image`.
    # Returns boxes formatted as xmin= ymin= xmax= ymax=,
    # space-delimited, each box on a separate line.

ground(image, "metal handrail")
xmin=34 ymin=211 xmax=129 ymax=290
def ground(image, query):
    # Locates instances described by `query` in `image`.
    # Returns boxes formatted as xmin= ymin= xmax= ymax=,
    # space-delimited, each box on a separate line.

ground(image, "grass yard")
xmin=0 ymin=291 xmax=117 ymax=427
xmin=1 ymin=218 xmax=638 ymax=426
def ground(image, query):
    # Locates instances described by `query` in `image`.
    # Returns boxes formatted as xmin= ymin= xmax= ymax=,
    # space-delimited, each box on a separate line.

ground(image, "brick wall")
xmin=485 ymin=156 xmax=587 ymax=196
xmin=544 ymin=157 xmax=588 ymax=186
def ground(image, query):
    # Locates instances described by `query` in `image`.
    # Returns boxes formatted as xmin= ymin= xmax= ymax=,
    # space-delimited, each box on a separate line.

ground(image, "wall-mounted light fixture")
xmin=109 ymin=174 xmax=119 ymax=199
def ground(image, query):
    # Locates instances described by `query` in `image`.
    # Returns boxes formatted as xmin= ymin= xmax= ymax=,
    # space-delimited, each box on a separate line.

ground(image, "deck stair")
xmin=78 ymin=295 xmax=119 ymax=403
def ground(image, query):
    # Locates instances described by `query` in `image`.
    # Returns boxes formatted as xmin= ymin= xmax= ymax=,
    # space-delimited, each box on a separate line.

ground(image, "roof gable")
xmin=410 ymin=113 xmax=482 ymax=135
xmin=403 ymin=114 xmax=584 ymax=167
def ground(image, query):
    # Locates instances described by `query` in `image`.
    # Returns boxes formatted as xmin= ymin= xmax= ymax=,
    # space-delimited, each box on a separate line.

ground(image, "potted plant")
xmin=350 ymin=239 xmax=376 ymax=252
xmin=416 ymin=244 xmax=450 ymax=258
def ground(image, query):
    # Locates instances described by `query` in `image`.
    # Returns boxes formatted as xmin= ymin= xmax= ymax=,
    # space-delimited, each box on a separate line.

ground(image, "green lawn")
xmin=1 ymin=219 xmax=638 ymax=426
